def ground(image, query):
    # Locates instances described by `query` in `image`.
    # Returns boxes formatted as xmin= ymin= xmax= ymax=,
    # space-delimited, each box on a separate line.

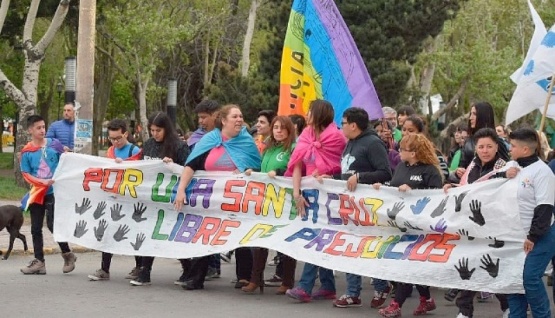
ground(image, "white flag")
xmin=506 ymin=25 xmax=555 ymax=125
xmin=510 ymin=0 xmax=547 ymax=84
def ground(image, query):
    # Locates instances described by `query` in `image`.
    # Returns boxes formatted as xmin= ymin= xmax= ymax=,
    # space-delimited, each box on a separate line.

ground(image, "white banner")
xmin=53 ymin=153 xmax=526 ymax=293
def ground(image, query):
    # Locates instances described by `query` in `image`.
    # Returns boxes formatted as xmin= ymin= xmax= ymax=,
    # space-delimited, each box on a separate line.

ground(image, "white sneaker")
xmin=502 ymin=309 xmax=509 ymax=318
xmin=456 ymin=313 xmax=470 ymax=318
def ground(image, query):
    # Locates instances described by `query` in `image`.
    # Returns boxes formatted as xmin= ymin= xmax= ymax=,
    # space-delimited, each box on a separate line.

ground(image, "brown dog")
xmin=0 ymin=205 xmax=28 ymax=260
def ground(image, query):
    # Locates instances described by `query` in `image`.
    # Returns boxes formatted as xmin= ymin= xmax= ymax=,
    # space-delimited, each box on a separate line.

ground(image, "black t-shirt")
xmin=389 ymin=162 xmax=443 ymax=189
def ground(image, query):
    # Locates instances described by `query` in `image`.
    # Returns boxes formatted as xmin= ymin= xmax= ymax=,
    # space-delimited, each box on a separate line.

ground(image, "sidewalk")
xmin=0 ymin=200 xmax=93 ymax=256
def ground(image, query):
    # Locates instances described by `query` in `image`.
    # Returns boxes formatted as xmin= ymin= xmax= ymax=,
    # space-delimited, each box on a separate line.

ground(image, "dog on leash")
xmin=0 ymin=205 xmax=28 ymax=260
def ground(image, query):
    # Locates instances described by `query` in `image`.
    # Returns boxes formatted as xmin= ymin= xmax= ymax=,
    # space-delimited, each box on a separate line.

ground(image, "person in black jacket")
xmin=456 ymin=102 xmax=509 ymax=176
xmin=329 ymin=107 xmax=393 ymax=309
xmin=130 ymin=112 xmax=190 ymax=286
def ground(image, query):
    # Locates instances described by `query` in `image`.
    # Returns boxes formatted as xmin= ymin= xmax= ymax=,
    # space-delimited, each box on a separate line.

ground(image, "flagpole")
xmin=539 ymin=74 xmax=555 ymax=133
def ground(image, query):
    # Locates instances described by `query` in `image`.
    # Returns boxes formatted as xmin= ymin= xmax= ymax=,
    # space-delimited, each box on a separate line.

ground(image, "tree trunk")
xmin=93 ymin=44 xmax=116 ymax=156
xmin=418 ymin=36 xmax=438 ymax=114
xmin=241 ymin=0 xmax=259 ymax=77
xmin=0 ymin=0 xmax=10 ymax=36
xmin=137 ymin=78 xmax=149 ymax=143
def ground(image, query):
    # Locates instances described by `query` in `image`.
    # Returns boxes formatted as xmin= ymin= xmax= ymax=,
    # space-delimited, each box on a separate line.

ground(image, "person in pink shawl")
xmin=285 ymin=99 xmax=346 ymax=303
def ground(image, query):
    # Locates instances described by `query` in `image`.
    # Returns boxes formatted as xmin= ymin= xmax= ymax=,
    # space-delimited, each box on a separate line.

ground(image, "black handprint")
xmin=387 ymin=220 xmax=407 ymax=232
xmin=73 ymin=220 xmax=88 ymax=238
xmin=132 ymin=203 xmax=148 ymax=223
xmin=480 ymin=254 xmax=500 ymax=278
xmin=93 ymin=201 xmax=107 ymax=220
xmin=430 ymin=197 xmax=449 ymax=218
xmin=94 ymin=219 xmax=108 ymax=242
xmin=110 ymin=203 xmax=126 ymax=221
xmin=454 ymin=191 xmax=469 ymax=212
xmin=387 ymin=201 xmax=405 ymax=220
xmin=469 ymin=200 xmax=485 ymax=226
xmin=75 ymin=198 xmax=92 ymax=215
xmin=113 ymin=224 xmax=130 ymax=242
xmin=454 ymin=257 xmax=475 ymax=280
xmin=457 ymin=229 xmax=475 ymax=240
xmin=403 ymin=221 xmax=423 ymax=231
xmin=487 ymin=237 xmax=505 ymax=249
xmin=131 ymin=233 xmax=146 ymax=251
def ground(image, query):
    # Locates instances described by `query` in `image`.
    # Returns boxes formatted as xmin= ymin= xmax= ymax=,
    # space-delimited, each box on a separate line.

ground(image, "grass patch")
xmin=0 ymin=152 xmax=14 ymax=169
xmin=0 ymin=176 xmax=27 ymax=201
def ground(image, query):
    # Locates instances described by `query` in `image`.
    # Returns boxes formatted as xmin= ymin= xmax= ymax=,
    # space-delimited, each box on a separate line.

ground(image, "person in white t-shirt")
xmin=505 ymin=128 xmax=555 ymax=318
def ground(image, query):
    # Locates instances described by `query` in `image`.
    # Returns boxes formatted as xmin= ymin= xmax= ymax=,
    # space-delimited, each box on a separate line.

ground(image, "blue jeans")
xmin=345 ymin=274 xmax=389 ymax=296
xmin=508 ymin=224 xmax=555 ymax=318
xmin=297 ymin=263 xmax=335 ymax=293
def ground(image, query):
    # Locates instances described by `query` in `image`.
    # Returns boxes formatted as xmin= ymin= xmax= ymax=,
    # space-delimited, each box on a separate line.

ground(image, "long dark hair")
xmin=148 ymin=111 xmax=180 ymax=160
xmin=309 ymin=99 xmax=334 ymax=134
xmin=469 ymin=102 xmax=495 ymax=135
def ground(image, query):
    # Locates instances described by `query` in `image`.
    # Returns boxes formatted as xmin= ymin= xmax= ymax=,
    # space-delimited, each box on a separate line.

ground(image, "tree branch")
xmin=440 ymin=113 xmax=469 ymax=139
xmin=35 ymin=0 xmax=71 ymax=53
xmin=431 ymin=79 xmax=467 ymax=121
xmin=23 ymin=0 xmax=40 ymax=43
xmin=0 ymin=69 xmax=29 ymax=106
xmin=0 ymin=0 xmax=10 ymax=36
xmin=95 ymin=45 xmax=127 ymax=77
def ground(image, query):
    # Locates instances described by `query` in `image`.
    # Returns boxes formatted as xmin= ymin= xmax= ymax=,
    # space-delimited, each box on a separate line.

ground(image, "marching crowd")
xmin=17 ymin=99 xmax=555 ymax=318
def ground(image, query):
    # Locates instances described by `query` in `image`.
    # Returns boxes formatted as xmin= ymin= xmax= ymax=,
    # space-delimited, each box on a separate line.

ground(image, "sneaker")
xmin=502 ymin=309 xmax=510 ymax=318
xmin=62 ymin=252 xmax=77 ymax=273
xmin=333 ymin=295 xmax=362 ymax=308
xmin=312 ymin=289 xmax=336 ymax=300
xmin=21 ymin=259 xmax=46 ymax=275
xmin=205 ymin=267 xmax=220 ymax=280
xmin=264 ymin=274 xmax=283 ymax=287
xmin=130 ymin=268 xmax=151 ymax=286
xmin=413 ymin=296 xmax=436 ymax=316
xmin=220 ymin=252 xmax=232 ymax=263
xmin=477 ymin=292 xmax=492 ymax=302
xmin=125 ymin=267 xmax=140 ymax=280
xmin=456 ymin=313 xmax=470 ymax=318
xmin=88 ymin=269 xmax=110 ymax=281
xmin=174 ymin=271 xmax=187 ymax=286
xmin=444 ymin=289 xmax=459 ymax=302
xmin=378 ymin=300 xmax=402 ymax=318
xmin=286 ymin=287 xmax=312 ymax=302
xmin=268 ymin=255 xmax=279 ymax=266
xmin=371 ymin=285 xmax=391 ymax=308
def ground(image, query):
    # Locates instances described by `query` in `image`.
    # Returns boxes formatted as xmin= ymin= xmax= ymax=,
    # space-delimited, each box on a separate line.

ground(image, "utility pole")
xmin=74 ymin=0 xmax=96 ymax=154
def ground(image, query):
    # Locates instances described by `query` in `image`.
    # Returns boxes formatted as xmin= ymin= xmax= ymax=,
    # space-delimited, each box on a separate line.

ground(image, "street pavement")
xmin=0 ymin=251 xmax=539 ymax=318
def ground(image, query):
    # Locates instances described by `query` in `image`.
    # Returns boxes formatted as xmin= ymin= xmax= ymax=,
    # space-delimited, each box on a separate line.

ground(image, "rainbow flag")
xmin=278 ymin=0 xmax=383 ymax=124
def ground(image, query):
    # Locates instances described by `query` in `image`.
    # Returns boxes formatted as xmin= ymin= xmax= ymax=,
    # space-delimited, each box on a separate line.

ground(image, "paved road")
xmin=0 ymin=252 xmax=529 ymax=318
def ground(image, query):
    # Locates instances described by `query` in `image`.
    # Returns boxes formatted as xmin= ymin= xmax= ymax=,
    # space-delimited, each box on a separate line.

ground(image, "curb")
xmin=0 ymin=245 xmax=96 ymax=257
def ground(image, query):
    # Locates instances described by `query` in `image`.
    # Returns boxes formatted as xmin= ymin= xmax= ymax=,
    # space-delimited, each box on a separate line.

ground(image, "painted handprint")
xmin=73 ymin=220 xmax=88 ymax=238
xmin=430 ymin=197 xmax=449 ymax=218
xmin=75 ymin=198 xmax=92 ymax=215
xmin=131 ymin=233 xmax=146 ymax=251
xmin=487 ymin=237 xmax=505 ymax=248
xmin=457 ymin=229 xmax=475 ymax=240
xmin=110 ymin=203 xmax=126 ymax=221
xmin=387 ymin=201 xmax=405 ymax=220
xmin=469 ymin=200 xmax=485 ymax=226
xmin=132 ymin=203 xmax=148 ymax=223
xmin=94 ymin=219 xmax=108 ymax=242
xmin=480 ymin=254 xmax=500 ymax=278
xmin=403 ymin=221 xmax=423 ymax=231
xmin=93 ymin=201 xmax=107 ymax=220
xmin=454 ymin=191 xmax=469 ymax=212
xmin=454 ymin=257 xmax=475 ymax=280
xmin=387 ymin=220 xmax=407 ymax=233
xmin=113 ymin=224 xmax=130 ymax=242
xmin=410 ymin=197 xmax=431 ymax=215
xmin=430 ymin=218 xmax=447 ymax=233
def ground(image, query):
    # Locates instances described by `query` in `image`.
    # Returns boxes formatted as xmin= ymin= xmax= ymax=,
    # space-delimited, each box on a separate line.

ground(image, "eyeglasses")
xmin=109 ymin=136 xmax=124 ymax=142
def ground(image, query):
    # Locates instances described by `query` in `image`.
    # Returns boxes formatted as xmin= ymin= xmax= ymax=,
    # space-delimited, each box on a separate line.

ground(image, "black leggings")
xmin=29 ymin=194 xmax=70 ymax=261
xmin=456 ymin=291 xmax=508 ymax=317
xmin=395 ymin=283 xmax=430 ymax=307
xmin=101 ymin=253 xmax=142 ymax=273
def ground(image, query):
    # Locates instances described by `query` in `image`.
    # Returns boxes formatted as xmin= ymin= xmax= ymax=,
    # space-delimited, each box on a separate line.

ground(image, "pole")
xmin=64 ymin=57 xmax=76 ymax=104
xmin=167 ymin=79 xmax=177 ymax=126
xmin=74 ymin=0 xmax=96 ymax=154
xmin=539 ymin=74 xmax=555 ymax=133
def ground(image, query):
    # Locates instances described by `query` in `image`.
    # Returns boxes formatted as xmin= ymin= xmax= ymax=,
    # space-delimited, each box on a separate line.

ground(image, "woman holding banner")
xmin=444 ymin=127 xmax=509 ymax=318
xmin=374 ymin=134 xmax=443 ymax=318
xmin=242 ymin=116 xmax=297 ymax=294
xmin=173 ymin=104 xmax=261 ymax=290
xmin=130 ymin=112 xmax=190 ymax=286
xmin=285 ymin=99 xmax=346 ymax=303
